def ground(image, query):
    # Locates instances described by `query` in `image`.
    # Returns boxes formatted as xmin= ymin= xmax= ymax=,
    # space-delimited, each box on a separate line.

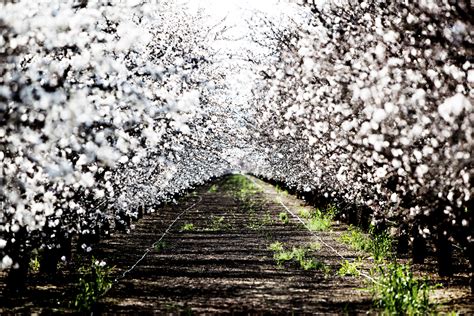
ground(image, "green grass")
xmin=29 ymin=253 xmax=40 ymax=273
xmin=338 ymin=259 xmax=361 ymax=277
xmin=73 ymin=257 xmax=114 ymax=312
xmin=221 ymin=174 xmax=261 ymax=201
xmin=297 ymin=206 xmax=338 ymax=232
xmin=268 ymin=241 xmax=330 ymax=273
xmin=180 ymin=223 xmax=196 ymax=232
xmin=370 ymin=263 xmax=436 ymax=315
xmin=208 ymin=184 xmax=218 ymax=193
xmin=278 ymin=212 xmax=289 ymax=224
xmin=340 ymin=226 xmax=392 ymax=262
xmin=154 ymin=240 xmax=168 ymax=252
xmin=247 ymin=210 xmax=273 ymax=230
xmin=275 ymin=185 xmax=289 ymax=196
xmin=207 ymin=215 xmax=231 ymax=231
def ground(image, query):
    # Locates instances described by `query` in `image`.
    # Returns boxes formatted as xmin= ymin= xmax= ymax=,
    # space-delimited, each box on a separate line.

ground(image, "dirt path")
xmin=95 ymin=175 xmax=373 ymax=314
xmin=1 ymin=174 xmax=473 ymax=314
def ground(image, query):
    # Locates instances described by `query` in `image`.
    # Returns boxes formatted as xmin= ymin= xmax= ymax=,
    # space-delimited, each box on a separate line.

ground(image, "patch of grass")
xmin=338 ymin=259 xmax=361 ymax=277
xmin=275 ymin=185 xmax=289 ymax=196
xmin=370 ymin=263 xmax=436 ymax=315
xmin=370 ymin=230 xmax=393 ymax=262
xmin=298 ymin=208 xmax=312 ymax=219
xmin=340 ymin=226 xmax=392 ymax=262
xmin=278 ymin=212 xmax=289 ymax=224
xmin=308 ymin=209 xmax=333 ymax=231
xmin=154 ymin=241 xmax=168 ymax=252
xmin=180 ymin=223 xmax=196 ymax=232
xmin=29 ymin=253 xmax=40 ymax=273
xmin=262 ymin=211 xmax=273 ymax=225
xmin=73 ymin=258 xmax=114 ymax=312
xmin=208 ymin=184 xmax=218 ymax=193
xmin=309 ymin=242 xmax=322 ymax=251
xmin=222 ymin=174 xmax=261 ymax=201
xmin=340 ymin=225 xmax=371 ymax=252
xmin=207 ymin=215 xmax=231 ymax=231
xmin=247 ymin=210 xmax=272 ymax=230
xmin=268 ymin=241 xmax=329 ymax=273
xmin=299 ymin=207 xmax=336 ymax=232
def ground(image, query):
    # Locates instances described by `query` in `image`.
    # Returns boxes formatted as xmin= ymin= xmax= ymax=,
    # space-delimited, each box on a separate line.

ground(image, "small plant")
xmin=370 ymin=263 xmax=435 ymax=315
xmin=340 ymin=226 xmax=392 ymax=262
xmin=299 ymin=208 xmax=334 ymax=232
xmin=278 ymin=212 xmax=289 ymax=224
xmin=74 ymin=258 xmax=114 ymax=312
xmin=269 ymin=241 xmax=284 ymax=252
xmin=298 ymin=208 xmax=311 ymax=219
xmin=247 ymin=211 xmax=272 ymax=230
xmin=29 ymin=253 xmax=40 ymax=273
xmin=180 ymin=223 xmax=196 ymax=232
xmin=340 ymin=226 xmax=372 ymax=252
xmin=208 ymin=184 xmax=218 ymax=193
xmin=268 ymin=241 xmax=328 ymax=272
xmin=338 ymin=259 xmax=361 ymax=277
xmin=207 ymin=215 xmax=231 ymax=231
xmin=154 ymin=240 xmax=168 ymax=252
xmin=369 ymin=228 xmax=393 ymax=262
xmin=308 ymin=242 xmax=321 ymax=251
xmin=262 ymin=211 xmax=273 ymax=225
xmin=308 ymin=209 xmax=333 ymax=231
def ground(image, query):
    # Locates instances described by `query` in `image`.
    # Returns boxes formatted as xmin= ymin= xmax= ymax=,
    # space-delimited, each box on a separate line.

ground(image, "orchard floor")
xmin=0 ymin=175 xmax=473 ymax=314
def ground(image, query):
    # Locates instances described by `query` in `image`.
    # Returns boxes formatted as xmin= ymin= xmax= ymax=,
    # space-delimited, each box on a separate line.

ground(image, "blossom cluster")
xmin=247 ymin=0 xmax=472 ymax=255
xmin=0 ymin=0 xmax=237 ymax=270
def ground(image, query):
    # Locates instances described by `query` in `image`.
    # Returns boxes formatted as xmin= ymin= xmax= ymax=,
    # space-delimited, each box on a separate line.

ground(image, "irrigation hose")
xmin=103 ymin=195 xmax=203 ymax=296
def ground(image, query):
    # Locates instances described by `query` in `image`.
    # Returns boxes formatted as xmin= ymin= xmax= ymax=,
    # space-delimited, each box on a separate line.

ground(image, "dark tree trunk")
xmin=6 ymin=253 xmax=30 ymax=295
xmin=436 ymin=230 xmax=453 ymax=277
xmin=397 ymin=225 xmax=409 ymax=255
xmin=412 ymin=229 xmax=427 ymax=264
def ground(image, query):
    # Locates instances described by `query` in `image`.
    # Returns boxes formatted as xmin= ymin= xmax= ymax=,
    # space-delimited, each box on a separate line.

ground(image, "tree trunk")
xmin=436 ymin=231 xmax=453 ymax=277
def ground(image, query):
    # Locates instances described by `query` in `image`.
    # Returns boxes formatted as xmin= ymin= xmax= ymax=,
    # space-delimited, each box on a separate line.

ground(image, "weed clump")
xmin=268 ymin=241 xmax=329 ymax=273
xmin=338 ymin=259 xmax=361 ymax=277
xmin=207 ymin=215 xmax=231 ymax=231
xmin=180 ymin=223 xmax=196 ymax=232
xmin=74 ymin=257 xmax=114 ymax=312
xmin=278 ymin=212 xmax=289 ymax=224
xmin=298 ymin=206 xmax=336 ymax=232
xmin=370 ymin=263 xmax=435 ymax=315
xmin=340 ymin=225 xmax=392 ymax=262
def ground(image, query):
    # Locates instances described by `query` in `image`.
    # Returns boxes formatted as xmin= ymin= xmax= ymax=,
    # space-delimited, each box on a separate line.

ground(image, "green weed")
xmin=247 ymin=211 xmax=272 ymax=230
xmin=74 ymin=257 xmax=114 ymax=312
xmin=370 ymin=263 xmax=436 ymax=315
xmin=278 ymin=212 xmax=289 ymax=224
xmin=298 ymin=208 xmax=312 ymax=219
xmin=268 ymin=241 xmax=329 ymax=272
xmin=208 ymin=184 xmax=218 ymax=193
xmin=207 ymin=215 xmax=231 ymax=231
xmin=154 ymin=240 xmax=168 ymax=252
xmin=299 ymin=207 xmax=335 ymax=232
xmin=309 ymin=209 xmax=333 ymax=231
xmin=180 ymin=223 xmax=196 ymax=232
xmin=269 ymin=241 xmax=284 ymax=252
xmin=29 ymin=253 xmax=40 ymax=273
xmin=309 ymin=242 xmax=322 ymax=251
xmin=340 ymin=226 xmax=392 ymax=262
xmin=338 ymin=259 xmax=361 ymax=277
